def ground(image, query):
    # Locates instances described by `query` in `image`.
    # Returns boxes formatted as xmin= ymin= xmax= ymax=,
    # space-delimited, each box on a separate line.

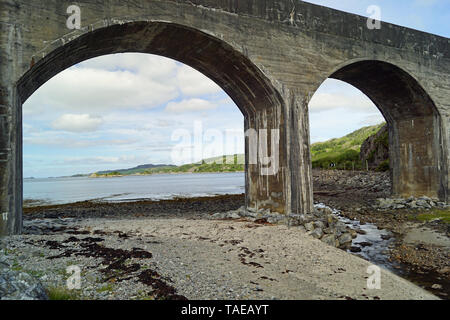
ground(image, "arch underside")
xmin=18 ymin=21 xmax=282 ymax=119
xmin=330 ymin=61 xmax=446 ymax=199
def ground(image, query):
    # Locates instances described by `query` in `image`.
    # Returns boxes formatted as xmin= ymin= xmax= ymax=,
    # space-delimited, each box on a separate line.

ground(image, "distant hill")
xmin=311 ymin=123 xmax=386 ymax=170
xmin=96 ymin=164 xmax=176 ymax=176
xmin=90 ymin=154 xmax=245 ymax=177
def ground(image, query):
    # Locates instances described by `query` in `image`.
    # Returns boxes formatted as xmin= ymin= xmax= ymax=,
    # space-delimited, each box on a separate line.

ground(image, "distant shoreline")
xmin=23 ymin=170 xmax=245 ymax=180
xmin=88 ymin=170 xmax=245 ymax=178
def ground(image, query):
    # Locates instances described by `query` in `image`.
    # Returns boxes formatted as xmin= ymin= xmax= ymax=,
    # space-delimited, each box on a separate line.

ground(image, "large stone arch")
xmin=314 ymin=60 xmax=446 ymax=200
xmin=2 ymin=21 xmax=294 ymax=235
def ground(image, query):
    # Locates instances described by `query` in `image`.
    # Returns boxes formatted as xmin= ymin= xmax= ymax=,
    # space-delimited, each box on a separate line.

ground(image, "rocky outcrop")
xmin=360 ymin=125 xmax=389 ymax=171
xmin=0 ymin=257 xmax=48 ymax=300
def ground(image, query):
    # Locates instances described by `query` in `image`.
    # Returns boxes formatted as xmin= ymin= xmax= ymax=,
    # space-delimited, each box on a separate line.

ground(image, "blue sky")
xmin=305 ymin=0 xmax=450 ymax=37
xmin=22 ymin=1 xmax=450 ymax=178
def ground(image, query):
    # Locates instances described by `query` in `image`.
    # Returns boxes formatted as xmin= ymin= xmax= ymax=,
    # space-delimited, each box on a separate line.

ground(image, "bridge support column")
xmin=390 ymin=115 xmax=444 ymax=200
xmin=0 ymin=85 xmax=22 ymax=237
xmin=443 ymin=116 xmax=450 ymax=203
xmin=245 ymin=88 xmax=314 ymax=216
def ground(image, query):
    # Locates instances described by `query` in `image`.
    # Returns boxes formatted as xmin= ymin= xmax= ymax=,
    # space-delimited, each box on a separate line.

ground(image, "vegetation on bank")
xmin=89 ymin=124 xmax=388 ymax=177
xmin=409 ymin=208 xmax=450 ymax=224
xmin=311 ymin=122 xmax=387 ymax=170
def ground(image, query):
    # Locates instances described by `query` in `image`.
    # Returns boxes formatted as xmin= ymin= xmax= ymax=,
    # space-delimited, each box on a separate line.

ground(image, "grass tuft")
xmin=410 ymin=208 xmax=450 ymax=224
xmin=46 ymin=286 xmax=83 ymax=300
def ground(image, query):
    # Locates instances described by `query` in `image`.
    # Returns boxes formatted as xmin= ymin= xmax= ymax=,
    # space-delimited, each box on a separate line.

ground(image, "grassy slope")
xmin=311 ymin=122 xmax=386 ymax=169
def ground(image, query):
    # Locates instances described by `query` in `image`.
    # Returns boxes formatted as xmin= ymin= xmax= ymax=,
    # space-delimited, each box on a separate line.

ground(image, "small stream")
xmin=315 ymin=203 xmax=449 ymax=299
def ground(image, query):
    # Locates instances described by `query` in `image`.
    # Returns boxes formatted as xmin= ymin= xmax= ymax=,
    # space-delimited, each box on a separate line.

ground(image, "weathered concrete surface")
xmin=0 ymin=0 xmax=449 ymax=235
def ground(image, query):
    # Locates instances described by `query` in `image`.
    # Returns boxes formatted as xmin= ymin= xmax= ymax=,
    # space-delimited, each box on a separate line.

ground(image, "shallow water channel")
xmin=316 ymin=203 xmax=449 ymax=299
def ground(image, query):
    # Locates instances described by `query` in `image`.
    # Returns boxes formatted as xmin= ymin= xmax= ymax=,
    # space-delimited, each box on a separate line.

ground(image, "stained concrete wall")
xmin=0 ymin=0 xmax=449 ymax=235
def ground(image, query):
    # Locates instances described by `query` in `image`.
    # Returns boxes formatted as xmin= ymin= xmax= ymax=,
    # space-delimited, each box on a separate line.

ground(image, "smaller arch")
xmin=313 ymin=60 xmax=446 ymax=200
xmin=330 ymin=60 xmax=440 ymax=122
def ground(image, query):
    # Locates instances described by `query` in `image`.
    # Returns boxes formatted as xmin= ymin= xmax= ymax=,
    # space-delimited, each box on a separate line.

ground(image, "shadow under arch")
xmin=316 ymin=60 xmax=446 ymax=200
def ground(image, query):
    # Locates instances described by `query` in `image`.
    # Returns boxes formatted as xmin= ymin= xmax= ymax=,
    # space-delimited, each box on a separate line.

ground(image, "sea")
xmin=23 ymin=172 xmax=245 ymax=205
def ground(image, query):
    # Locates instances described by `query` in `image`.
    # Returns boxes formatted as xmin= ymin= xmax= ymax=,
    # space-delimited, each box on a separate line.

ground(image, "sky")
xmin=22 ymin=0 xmax=450 ymax=178
xmin=305 ymin=0 xmax=450 ymax=38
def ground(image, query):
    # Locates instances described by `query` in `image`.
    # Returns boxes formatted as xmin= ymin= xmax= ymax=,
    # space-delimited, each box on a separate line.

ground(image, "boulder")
xmin=287 ymin=214 xmax=306 ymax=226
xmin=310 ymin=228 xmax=324 ymax=239
xmin=321 ymin=235 xmax=337 ymax=247
xmin=304 ymin=222 xmax=315 ymax=232
xmin=338 ymin=233 xmax=353 ymax=246
xmin=314 ymin=221 xmax=325 ymax=230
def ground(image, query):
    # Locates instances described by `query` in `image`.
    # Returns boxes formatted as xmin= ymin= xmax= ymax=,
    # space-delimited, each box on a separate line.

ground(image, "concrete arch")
xmin=1 ymin=20 xmax=291 ymax=235
xmin=315 ymin=60 xmax=446 ymax=200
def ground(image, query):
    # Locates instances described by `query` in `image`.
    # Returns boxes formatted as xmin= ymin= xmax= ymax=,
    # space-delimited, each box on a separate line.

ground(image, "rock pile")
xmin=374 ymin=196 xmax=449 ymax=210
xmin=0 ymin=256 xmax=48 ymax=300
xmin=212 ymin=204 xmax=357 ymax=249
xmin=313 ymin=170 xmax=391 ymax=193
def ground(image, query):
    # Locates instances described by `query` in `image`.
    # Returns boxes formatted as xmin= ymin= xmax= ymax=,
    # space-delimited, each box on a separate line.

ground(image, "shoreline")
xmin=89 ymin=170 xmax=245 ymax=179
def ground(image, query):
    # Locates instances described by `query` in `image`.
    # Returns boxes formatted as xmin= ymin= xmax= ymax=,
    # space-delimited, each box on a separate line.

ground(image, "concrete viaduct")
xmin=1 ymin=0 xmax=449 ymax=235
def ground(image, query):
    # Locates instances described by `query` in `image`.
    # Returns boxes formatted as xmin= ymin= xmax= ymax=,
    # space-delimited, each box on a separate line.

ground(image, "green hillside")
xmin=311 ymin=122 xmax=386 ymax=169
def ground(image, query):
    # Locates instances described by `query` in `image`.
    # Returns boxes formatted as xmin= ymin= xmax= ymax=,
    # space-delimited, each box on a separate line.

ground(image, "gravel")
xmin=0 ymin=214 xmax=438 ymax=300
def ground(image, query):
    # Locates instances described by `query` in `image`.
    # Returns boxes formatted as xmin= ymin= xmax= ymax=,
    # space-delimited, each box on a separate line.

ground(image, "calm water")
xmin=24 ymin=172 xmax=245 ymax=205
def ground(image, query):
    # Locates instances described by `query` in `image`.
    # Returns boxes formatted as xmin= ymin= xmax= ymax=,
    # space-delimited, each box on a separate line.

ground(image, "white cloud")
xmin=165 ymin=99 xmax=218 ymax=113
xmin=78 ymin=53 xmax=178 ymax=80
xmin=24 ymin=136 xmax=136 ymax=148
xmin=176 ymin=65 xmax=222 ymax=96
xmin=61 ymin=155 xmax=137 ymax=165
xmin=52 ymin=114 xmax=104 ymax=132
xmin=309 ymin=92 xmax=376 ymax=113
xmin=359 ymin=114 xmax=385 ymax=126
xmin=24 ymin=66 xmax=178 ymax=114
